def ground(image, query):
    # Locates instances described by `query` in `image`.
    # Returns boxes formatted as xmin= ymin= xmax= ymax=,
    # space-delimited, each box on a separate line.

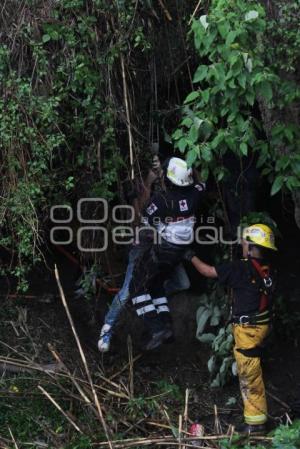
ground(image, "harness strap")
xmin=250 ymin=259 xmax=272 ymax=312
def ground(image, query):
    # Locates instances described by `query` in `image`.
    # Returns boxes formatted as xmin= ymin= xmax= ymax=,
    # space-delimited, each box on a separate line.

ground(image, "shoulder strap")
xmin=250 ymin=258 xmax=273 ymax=312
xmin=250 ymin=259 xmax=272 ymax=286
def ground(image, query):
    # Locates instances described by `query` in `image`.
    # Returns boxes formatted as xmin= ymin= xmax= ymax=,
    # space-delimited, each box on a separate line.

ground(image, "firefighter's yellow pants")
xmin=233 ymin=324 xmax=270 ymax=425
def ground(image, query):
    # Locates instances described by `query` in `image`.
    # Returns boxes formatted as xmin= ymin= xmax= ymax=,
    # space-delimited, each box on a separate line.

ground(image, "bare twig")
xmin=109 ymin=354 xmax=142 ymax=381
xmin=93 ymin=433 xmax=273 ymax=448
xmin=182 ymin=389 xmax=189 ymax=449
xmin=8 ymin=428 xmax=19 ymax=449
xmin=120 ymin=54 xmax=134 ymax=181
xmin=47 ymin=344 xmax=93 ymax=406
xmin=266 ymin=390 xmax=290 ymax=410
xmin=178 ymin=414 xmax=182 ymax=449
xmin=127 ymin=335 xmax=134 ymax=398
xmin=38 ymin=386 xmax=83 ymax=433
xmin=189 ymin=0 xmax=202 ymax=25
xmin=54 ymin=265 xmax=114 ymax=449
xmin=158 ymin=0 xmax=172 ymax=21
xmin=214 ymin=405 xmax=222 ymax=435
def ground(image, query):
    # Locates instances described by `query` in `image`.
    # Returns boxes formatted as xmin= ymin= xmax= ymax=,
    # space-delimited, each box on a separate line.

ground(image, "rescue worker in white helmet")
xmin=128 ymin=157 xmax=206 ymax=351
xmin=97 ymin=152 xmax=191 ymax=353
xmin=184 ymin=223 xmax=277 ymax=435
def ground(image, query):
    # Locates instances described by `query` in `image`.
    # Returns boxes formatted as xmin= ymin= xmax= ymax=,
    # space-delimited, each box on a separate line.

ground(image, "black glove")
xmin=183 ymin=248 xmax=196 ymax=262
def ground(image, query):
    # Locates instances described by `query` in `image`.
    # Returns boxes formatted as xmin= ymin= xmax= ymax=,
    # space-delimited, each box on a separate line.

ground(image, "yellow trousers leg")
xmin=233 ymin=324 xmax=269 ymax=425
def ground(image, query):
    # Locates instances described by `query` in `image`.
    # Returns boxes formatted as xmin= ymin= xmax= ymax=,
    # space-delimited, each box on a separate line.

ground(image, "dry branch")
xmin=189 ymin=0 xmax=202 ymax=25
xmin=158 ymin=0 xmax=172 ymax=21
xmin=120 ymin=54 xmax=134 ymax=181
xmin=92 ymin=433 xmax=272 ymax=448
xmin=38 ymin=385 xmax=83 ymax=434
xmin=54 ymin=265 xmax=114 ymax=449
xmin=0 ymin=358 xmax=63 ymax=374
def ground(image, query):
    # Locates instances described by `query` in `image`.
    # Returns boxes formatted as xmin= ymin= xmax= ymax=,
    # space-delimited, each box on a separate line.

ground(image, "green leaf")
xmin=201 ymin=146 xmax=212 ymax=162
xmin=211 ymin=132 xmax=224 ymax=149
xmin=257 ymin=146 xmax=269 ymax=168
xmin=238 ymin=73 xmax=246 ymax=89
xmin=193 ymin=65 xmax=208 ymax=83
xmin=227 ymin=112 xmax=236 ymax=123
xmin=198 ymin=333 xmax=216 ymax=344
xmin=226 ymin=397 xmax=237 ymax=406
xmin=178 ymin=138 xmax=188 ymax=153
xmin=184 ymin=91 xmax=200 ymax=104
xmin=225 ymin=135 xmax=235 ymax=150
xmin=189 ymin=125 xmax=199 ymax=143
xmin=186 ymin=148 xmax=198 ymax=166
xmin=199 ymin=15 xmax=209 ymax=30
xmin=210 ymin=305 xmax=221 ymax=326
xmin=172 ymin=129 xmax=183 ymax=140
xmin=201 ymin=89 xmax=210 ymax=103
xmin=226 ymin=31 xmax=237 ymax=47
xmin=210 ymin=373 xmax=221 ymax=388
xmin=245 ymin=57 xmax=253 ymax=73
xmin=208 ymin=356 xmax=216 ymax=373
xmin=181 ymin=117 xmax=193 ymax=127
xmin=216 ymin=169 xmax=225 ymax=181
xmin=217 ymin=22 xmax=230 ymax=39
xmin=284 ymin=127 xmax=294 ymax=143
xmin=259 ymin=81 xmax=273 ymax=102
xmin=240 ymin=142 xmax=248 ymax=156
xmin=164 ymin=131 xmax=172 ymax=144
xmin=196 ymin=308 xmax=212 ymax=336
xmin=194 ymin=117 xmax=204 ymax=130
xmin=42 ymin=34 xmax=51 ymax=43
xmin=271 ymin=176 xmax=284 ymax=196
xmin=287 ymin=176 xmax=300 ymax=190
xmin=200 ymin=167 xmax=209 ymax=181
xmin=245 ymin=91 xmax=255 ymax=106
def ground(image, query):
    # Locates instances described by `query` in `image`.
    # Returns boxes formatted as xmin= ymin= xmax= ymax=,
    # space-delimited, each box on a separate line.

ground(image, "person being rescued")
xmin=184 ymin=223 xmax=277 ymax=435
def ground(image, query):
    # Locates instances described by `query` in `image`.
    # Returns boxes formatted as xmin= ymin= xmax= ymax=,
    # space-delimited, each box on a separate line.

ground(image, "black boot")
xmin=144 ymin=328 xmax=173 ymax=351
xmin=142 ymin=315 xmax=173 ymax=350
xmin=235 ymin=422 xmax=266 ymax=435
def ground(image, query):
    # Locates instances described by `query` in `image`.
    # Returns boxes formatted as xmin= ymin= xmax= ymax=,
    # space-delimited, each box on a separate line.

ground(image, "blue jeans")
xmin=104 ymin=245 xmax=190 ymax=328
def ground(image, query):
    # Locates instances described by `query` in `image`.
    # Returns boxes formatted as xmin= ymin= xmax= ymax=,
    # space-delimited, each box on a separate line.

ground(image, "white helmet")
xmin=166 ymin=157 xmax=194 ymax=186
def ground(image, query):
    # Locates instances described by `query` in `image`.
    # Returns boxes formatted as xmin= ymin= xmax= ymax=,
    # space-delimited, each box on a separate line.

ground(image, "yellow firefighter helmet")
xmin=243 ymin=223 xmax=277 ymax=251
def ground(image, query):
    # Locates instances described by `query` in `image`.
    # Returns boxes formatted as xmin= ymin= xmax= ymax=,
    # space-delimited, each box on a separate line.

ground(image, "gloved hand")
xmin=183 ymin=248 xmax=196 ymax=262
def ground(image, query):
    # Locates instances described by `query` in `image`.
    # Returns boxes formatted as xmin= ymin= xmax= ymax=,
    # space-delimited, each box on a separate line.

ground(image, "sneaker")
xmin=97 ymin=324 xmax=112 ymax=353
xmin=145 ymin=328 xmax=173 ymax=351
xmin=235 ymin=422 xmax=266 ymax=435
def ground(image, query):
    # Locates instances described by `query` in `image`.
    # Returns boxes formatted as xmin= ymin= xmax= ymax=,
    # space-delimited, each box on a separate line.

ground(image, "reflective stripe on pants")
xmin=132 ymin=294 xmax=157 ymax=317
xmin=152 ymin=297 xmax=170 ymax=314
xmin=233 ymin=324 xmax=270 ymax=425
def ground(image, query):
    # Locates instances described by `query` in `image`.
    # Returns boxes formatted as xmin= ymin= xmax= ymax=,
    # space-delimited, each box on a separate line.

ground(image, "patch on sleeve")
xmin=179 ymin=199 xmax=188 ymax=212
xmin=146 ymin=203 xmax=158 ymax=215
xmin=195 ymin=183 xmax=206 ymax=192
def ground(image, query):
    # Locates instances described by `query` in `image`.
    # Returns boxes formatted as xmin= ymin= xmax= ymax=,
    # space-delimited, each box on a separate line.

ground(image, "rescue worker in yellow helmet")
xmin=184 ymin=223 xmax=277 ymax=434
